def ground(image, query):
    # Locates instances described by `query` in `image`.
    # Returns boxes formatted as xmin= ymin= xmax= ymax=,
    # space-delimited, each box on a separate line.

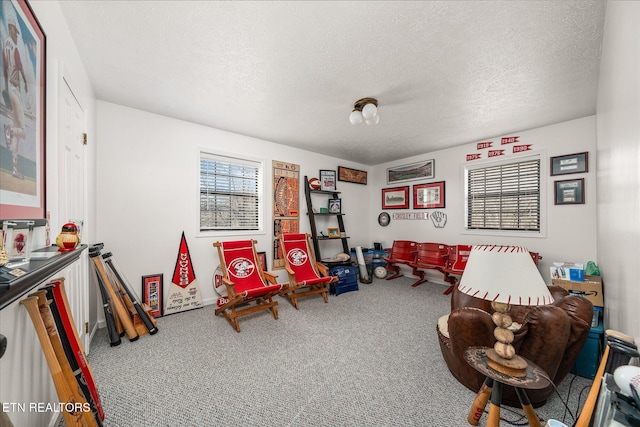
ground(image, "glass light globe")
xmin=362 ymin=103 xmax=377 ymax=120
xmin=365 ymin=115 xmax=380 ymax=126
xmin=349 ymin=110 xmax=363 ymax=125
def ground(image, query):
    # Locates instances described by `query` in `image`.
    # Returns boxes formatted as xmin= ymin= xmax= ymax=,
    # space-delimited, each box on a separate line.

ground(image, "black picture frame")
xmin=550 ymin=152 xmax=589 ymax=176
xmin=319 ymin=169 xmax=336 ymax=191
xmin=387 ymin=159 xmax=434 ymax=184
xmin=337 ymin=166 xmax=367 ymax=185
xmin=554 ymin=178 xmax=585 ymax=205
xmin=328 ymin=198 xmax=341 ymax=214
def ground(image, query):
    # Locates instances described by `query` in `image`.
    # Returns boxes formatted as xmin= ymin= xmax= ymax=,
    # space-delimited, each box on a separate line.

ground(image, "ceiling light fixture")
xmin=349 ymin=97 xmax=379 ymax=126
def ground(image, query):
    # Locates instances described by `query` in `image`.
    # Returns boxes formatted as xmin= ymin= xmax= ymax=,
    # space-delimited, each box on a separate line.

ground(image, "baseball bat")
xmin=467 ymin=377 xmax=493 ymax=425
xmin=515 ymin=387 xmax=541 ymax=427
xmin=31 ymin=290 xmax=100 ymax=427
xmin=103 ymin=253 xmax=158 ymax=335
xmin=486 ymin=380 xmax=502 ymax=427
xmin=48 ymin=280 xmax=105 ymax=422
xmin=20 ymin=296 xmax=84 ymax=427
xmin=90 ymin=249 xmax=121 ymax=346
xmin=573 ymin=329 xmax=635 ymax=427
xmin=89 ymin=246 xmax=139 ymax=342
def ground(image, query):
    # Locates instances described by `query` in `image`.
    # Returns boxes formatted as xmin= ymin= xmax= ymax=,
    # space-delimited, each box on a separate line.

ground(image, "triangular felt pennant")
xmin=164 ymin=232 xmax=203 ymax=315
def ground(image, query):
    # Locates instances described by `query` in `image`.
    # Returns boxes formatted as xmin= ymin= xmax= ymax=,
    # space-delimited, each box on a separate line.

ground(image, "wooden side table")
xmin=465 ymin=346 xmax=551 ymax=427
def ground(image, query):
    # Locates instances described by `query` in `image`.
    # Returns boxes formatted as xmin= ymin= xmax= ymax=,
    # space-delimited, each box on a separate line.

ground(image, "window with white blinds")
xmin=466 ymin=158 xmax=541 ymax=231
xmin=200 ymin=153 xmax=262 ymax=231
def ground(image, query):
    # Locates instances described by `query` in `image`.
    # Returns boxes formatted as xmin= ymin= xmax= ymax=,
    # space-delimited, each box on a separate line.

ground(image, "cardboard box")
xmin=551 ymin=262 xmax=585 ymax=282
xmin=552 ymin=275 xmax=603 ymax=307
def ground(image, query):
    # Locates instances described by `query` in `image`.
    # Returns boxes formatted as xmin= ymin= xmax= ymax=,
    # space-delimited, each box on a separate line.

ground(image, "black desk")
xmin=0 ymin=245 xmax=86 ymax=310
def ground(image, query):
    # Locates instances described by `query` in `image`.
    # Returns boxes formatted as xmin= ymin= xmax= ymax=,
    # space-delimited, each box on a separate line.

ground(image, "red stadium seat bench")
xmin=383 ymin=240 xmax=418 ymax=281
xmin=408 ymin=242 xmax=453 ymax=288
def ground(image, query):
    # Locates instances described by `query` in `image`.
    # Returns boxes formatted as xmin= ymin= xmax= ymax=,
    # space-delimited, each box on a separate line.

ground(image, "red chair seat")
xmin=279 ymin=233 xmax=337 ymax=309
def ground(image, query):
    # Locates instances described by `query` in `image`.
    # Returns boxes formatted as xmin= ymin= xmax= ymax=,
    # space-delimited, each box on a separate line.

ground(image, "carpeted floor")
xmin=85 ymin=276 xmax=593 ymax=426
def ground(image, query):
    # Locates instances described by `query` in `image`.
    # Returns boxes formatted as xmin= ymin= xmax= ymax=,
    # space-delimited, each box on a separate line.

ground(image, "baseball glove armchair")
xmin=437 ymin=284 xmax=593 ymax=408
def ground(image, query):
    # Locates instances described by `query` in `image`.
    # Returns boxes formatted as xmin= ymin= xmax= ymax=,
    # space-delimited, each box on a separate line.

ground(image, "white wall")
xmin=96 ymin=101 xmax=370 ymax=308
xmin=29 ymin=1 xmax=97 ymax=245
xmin=0 ymin=2 xmax=98 ymax=427
xmin=596 ymin=1 xmax=640 ymax=342
xmin=370 ymin=116 xmax=598 ymax=285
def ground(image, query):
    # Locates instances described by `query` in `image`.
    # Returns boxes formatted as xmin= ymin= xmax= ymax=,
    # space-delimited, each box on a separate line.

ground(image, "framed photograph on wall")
xmin=386 ymin=159 xmax=434 ymax=184
xmin=319 ymin=170 xmax=336 ymax=191
xmin=337 ymin=166 xmax=367 ymax=185
xmin=554 ymin=178 xmax=585 ymax=205
xmin=382 ymin=186 xmax=409 ymax=209
xmin=413 ymin=181 xmax=446 ymax=209
xmin=328 ymin=198 xmax=341 ymax=214
xmin=256 ymin=251 xmax=267 ymax=271
xmin=550 ymin=152 xmax=589 ymax=176
xmin=0 ymin=0 xmax=47 ymax=220
xmin=142 ymin=274 xmax=164 ymax=317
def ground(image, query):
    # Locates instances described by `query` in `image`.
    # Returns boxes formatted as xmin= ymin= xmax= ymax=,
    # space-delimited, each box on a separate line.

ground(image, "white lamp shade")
xmin=365 ymin=115 xmax=380 ymax=126
xmin=458 ymin=245 xmax=553 ymax=306
xmin=349 ymin=110 xmax=363 ymax=125
xmin=362 ymin=103 xmax=377 ymax=120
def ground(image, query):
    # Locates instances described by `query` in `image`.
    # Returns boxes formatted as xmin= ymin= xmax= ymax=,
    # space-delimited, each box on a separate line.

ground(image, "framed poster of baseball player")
xmin=0 ymin=0 xmax=46 ymax=220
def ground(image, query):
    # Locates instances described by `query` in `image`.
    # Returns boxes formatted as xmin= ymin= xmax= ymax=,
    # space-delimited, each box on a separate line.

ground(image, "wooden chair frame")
xmin=213 ymin=240 xmax=287 ymax=332
xmin=279 ymin=233 xmax=337 ymax=309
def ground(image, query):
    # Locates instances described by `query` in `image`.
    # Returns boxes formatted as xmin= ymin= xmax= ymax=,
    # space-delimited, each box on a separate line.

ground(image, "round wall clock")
xmin=378 ymin=212 xmax=390 ymax=227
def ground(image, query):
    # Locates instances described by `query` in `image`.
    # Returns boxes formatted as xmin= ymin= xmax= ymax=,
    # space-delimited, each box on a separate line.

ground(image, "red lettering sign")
xmin=513 ymin=144 xmax=532 ymax=153
xmin=466 ymin=154 xmax=482 ymax=161
xmin=488 ymin=149 xmax=505 ymax=157
xmin=477 ymin=141 xmax=492 ymax=150
xmin=501 ymin=136 xmax=519 ymax=145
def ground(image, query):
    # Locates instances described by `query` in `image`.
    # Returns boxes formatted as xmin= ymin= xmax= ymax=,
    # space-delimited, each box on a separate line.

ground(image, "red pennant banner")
xmin=501 ymin=136 xmax=519 ymax=145
xmin=513 ymin=144 xmax=532 ymax=153
xmin=172 ymin=232 xmax=196 ymax=289
xmin=488 ymin=149 xmax=505 ymax=157
xmin=477 ymin=141 xmax=493 ymax=150
xmin=467 ymin=154 xmax=482 ymax=161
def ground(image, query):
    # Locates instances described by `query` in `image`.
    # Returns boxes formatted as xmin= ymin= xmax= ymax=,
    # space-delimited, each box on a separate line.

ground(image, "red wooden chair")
xmin=383 ymin=240 xmax=418 ymax=281
xmin=408 ymin=242 xmax=451 ymax=287
xmin=442 ymin=244 xmax=473 ymax=294
xmin=213 ymin=240 xmax=287 ymax=332
xmin=279 ymin=233 xmax=337 ymax=309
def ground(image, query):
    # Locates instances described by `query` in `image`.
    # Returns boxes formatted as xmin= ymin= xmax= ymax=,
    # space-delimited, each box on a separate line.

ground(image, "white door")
xmin=58 ymin=77 xmax=89 ymax=349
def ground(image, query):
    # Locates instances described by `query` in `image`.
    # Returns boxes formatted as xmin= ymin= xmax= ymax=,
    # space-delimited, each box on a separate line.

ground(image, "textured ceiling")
xmin=58 ymin=1 xmax=606 ymax=165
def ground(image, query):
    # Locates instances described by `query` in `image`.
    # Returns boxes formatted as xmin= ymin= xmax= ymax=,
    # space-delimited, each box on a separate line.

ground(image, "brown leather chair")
xmin=436 ymin=284 xmax=593 ymax=407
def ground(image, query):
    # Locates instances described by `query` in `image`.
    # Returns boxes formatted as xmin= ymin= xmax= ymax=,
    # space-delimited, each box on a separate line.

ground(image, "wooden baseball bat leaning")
xmin=573 ymin=329 xmax=635 ymax=427
xmin=467 ymin=377 xmax=493 ymax=425
xmin=20 ymin=296 xmax=85 ymax=427
xmin=92 ymin=261 xmax=121 ymax=346
xmin=102 ymin=252 xmax=158 ymax=335
xmin=89 ymin=245 xmax=139 ymax=342
xmin=31 ymin=290 xmax=100 ymax=427
xmin=47 ymin=280 xmax=106 ymax=422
